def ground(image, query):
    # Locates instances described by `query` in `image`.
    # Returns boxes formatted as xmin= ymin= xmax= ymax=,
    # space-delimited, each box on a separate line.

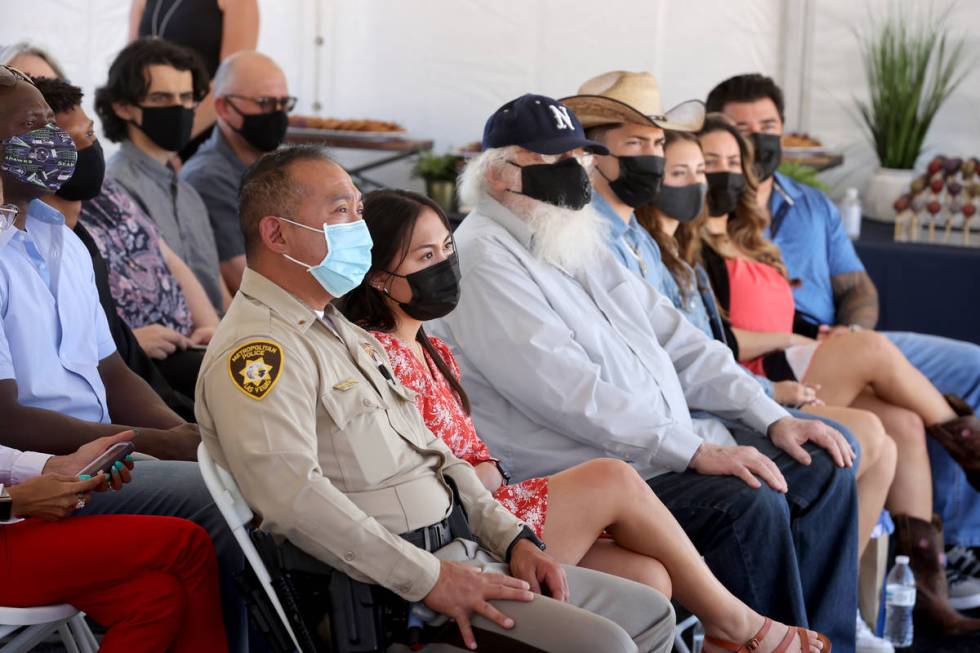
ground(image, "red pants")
xmin=0 ymin=515 xmax=228 ymax=653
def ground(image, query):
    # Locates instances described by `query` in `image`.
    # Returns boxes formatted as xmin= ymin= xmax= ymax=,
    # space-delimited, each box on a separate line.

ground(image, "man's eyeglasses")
xmin=0 ymin=65 xmax=35 ymax=89
xmin=225 ymin=95 xmax=298 ymax=113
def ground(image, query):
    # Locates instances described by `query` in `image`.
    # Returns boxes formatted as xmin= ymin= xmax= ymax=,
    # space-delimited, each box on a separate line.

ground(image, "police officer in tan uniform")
xmin=195 ymin=145 xmax=674 ymax=653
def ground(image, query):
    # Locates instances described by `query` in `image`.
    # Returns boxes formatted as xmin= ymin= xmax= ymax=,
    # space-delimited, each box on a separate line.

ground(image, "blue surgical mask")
xmin=278 ymin=217 xmax=373 ymax=297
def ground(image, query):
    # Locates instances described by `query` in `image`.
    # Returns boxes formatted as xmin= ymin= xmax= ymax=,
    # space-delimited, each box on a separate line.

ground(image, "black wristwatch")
xmin=505 ymin=525 xmax=546 ymax=562
xmin=0 ymin=485 xmax=12 ymax=522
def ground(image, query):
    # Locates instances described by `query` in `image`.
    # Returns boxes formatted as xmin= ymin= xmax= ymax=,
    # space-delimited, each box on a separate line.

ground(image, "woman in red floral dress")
xmin=340 ymin=189 xmax=829 ymax=653
xmin=371 ymin=330 xmax=551 ymax=538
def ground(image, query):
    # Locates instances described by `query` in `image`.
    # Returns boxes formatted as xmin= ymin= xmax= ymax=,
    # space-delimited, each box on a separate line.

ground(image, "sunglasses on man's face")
xmin=0 ymin=65 xmax=35 ymax=89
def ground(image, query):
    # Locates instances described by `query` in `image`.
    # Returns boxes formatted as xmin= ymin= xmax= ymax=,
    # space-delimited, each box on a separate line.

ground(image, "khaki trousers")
xmin=390 ymin=538 xmax=675 ymax=653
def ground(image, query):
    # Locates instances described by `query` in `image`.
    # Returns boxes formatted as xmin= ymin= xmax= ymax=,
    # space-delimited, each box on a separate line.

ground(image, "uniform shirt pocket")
xmin=320 ymin=385 xmax=401 ymax=486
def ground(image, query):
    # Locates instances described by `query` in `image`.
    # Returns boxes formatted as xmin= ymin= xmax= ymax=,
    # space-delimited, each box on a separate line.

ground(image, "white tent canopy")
xmin=2 ymin=0 xmax=978 ymax=197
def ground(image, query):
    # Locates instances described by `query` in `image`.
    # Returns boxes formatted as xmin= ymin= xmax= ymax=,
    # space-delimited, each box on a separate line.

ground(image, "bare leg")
xmin=803 ymin=331 xmax=956 ymax=425
xmin=803 ymin=405 xmax=896 ymax=555
xmin=850 ymin=392 xmax=933 ymax=521
xmin=576 ymin=539 xmax=672 ymax=597
xmin=542 ymin=459 xmax=822 ymax=652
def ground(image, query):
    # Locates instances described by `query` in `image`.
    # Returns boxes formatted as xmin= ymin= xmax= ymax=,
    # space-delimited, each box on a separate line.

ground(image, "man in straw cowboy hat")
xmin=431 ymin=87 xmax=860 ymax=652
xmin=557 ymin=69 xmax=861 ymax=652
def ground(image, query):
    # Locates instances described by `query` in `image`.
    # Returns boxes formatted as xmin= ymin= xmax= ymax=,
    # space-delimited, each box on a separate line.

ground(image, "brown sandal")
xmin=703 ymin=617 xmax=832 ymax=653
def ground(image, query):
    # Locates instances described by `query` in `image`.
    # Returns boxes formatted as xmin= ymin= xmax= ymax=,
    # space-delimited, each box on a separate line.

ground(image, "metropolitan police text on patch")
xmin=227 ymin=340 xmax=284 ymax=400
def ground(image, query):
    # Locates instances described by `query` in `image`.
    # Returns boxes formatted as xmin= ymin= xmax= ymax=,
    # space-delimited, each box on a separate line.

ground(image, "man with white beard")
xmin=431 ymin=94 xmax=860 ymax=653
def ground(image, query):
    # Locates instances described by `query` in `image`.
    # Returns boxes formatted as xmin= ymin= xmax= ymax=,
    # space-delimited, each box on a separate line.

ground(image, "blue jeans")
xmin=886 ymin=331 xmax=980 ymax=546
xmin=648 ymin=420 xmax=859 ymax=653
xmin=78 ymin=460 xmax=248 ymax=653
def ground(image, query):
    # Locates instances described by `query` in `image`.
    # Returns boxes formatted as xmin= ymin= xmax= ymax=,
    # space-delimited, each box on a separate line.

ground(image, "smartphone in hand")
xmin=77 ymin=442 xmax=136 ymax=478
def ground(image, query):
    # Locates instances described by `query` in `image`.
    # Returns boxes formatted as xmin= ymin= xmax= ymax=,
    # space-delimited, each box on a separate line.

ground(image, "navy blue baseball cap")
xmin=481 ymin=94 xmax=609 ymax=156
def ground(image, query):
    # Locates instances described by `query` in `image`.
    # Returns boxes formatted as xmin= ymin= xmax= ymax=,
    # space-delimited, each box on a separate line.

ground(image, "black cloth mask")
xmin=56 ymin=141 xmax=106 ymax=201
xmin=705 ymin=172 xmax=746 ymax=217
xmin=508 ymin=158 xmax=591 ymax=210
xmin=652 ymin=182 xmax=707 ymax=222
xmin=603 ymin=155 xmax=665 ymax=208
xmin=231 ymin=107 xmax=289 ymax=152
xmin=750 ymin=133 xmax=782 ymax=181
xmin=386 ymin=252 xmax=461 ymax=321
xmin=134 ymin=105 xmax=195 ymax=152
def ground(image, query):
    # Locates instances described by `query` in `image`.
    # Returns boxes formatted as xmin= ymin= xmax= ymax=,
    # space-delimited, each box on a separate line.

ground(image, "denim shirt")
xmin=591 ymin=193 xmax=666 ymax=287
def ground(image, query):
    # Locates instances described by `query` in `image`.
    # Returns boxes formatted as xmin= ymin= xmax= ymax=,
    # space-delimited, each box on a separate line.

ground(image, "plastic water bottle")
xmin=841 ymin=187 xmax=863 ymax=240
xmin=884 ymin=555 xmax=916 ymax=648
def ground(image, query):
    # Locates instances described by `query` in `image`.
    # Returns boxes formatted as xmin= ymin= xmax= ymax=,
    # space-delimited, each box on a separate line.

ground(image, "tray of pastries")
xmin=288 ymin=115 xmax=407 ymax=139
xmin=781 ymin=132 xmax=833 ymax=154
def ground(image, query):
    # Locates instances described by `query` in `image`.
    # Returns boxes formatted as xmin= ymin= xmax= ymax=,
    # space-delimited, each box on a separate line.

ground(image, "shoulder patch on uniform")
xmin=227 ymin=340 xmax=284 ymax=400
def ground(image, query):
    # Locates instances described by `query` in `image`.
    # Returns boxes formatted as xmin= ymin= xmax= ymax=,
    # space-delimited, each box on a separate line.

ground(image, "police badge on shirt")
xmin=228 ymin=340 xmax=283 ymax=400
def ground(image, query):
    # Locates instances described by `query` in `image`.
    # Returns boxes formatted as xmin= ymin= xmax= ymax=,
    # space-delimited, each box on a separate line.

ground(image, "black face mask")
xmin=134 ymin=105 xmax=195 ymax=152
xmin=232 ymin=108 xmax=289 ymax=152
xmin=603 ymin=155 xmax=665 ymax=208
xmin=652 ymin=182 xmax=707 ymax=222
xmin=705 ymin=172 xmax=746 ymax=217
xmin=56 ymin=141 xmax=106 ymax=201
xmin=750 ymin=133 xmax=782 ymax=181
xmin=508 ymin=158 xmax=591 ymax=210
xmin=386 ymin=252 xmax=461 ymax=321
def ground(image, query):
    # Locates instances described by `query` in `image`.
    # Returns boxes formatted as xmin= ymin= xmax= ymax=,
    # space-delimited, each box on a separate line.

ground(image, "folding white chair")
xmin=0 ymin=604 xmax=98 ymax=653
xmin=197 ymin=442 xmax=302 ymax=652
xmin=673 ymin=614 xmax=701 ymax=653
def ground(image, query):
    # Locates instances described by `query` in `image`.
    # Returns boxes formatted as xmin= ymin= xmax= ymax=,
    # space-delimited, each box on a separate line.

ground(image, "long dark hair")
xmin=634 ymin=130 xmax=700 ymax=298
xmin=339 ymin=189 xmax=470 ymax=413
xmin=677 ymin=113 xmax=792 ymax=281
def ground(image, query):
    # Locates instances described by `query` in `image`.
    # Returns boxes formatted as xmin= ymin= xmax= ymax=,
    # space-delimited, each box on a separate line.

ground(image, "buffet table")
xmin=286 ymin=128 xmax=433 ymax=189
xmin=856 ymin=220 xmax=980 ymax=344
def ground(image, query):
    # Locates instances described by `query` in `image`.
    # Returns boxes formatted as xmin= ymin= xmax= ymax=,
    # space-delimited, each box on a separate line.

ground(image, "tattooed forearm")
xmin=831 ymin=271 xmax=879 ymax=328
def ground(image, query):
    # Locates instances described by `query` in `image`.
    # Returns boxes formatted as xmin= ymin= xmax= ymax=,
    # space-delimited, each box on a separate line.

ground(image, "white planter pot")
xmin=864 ymin=167 xmax=917 ymax=222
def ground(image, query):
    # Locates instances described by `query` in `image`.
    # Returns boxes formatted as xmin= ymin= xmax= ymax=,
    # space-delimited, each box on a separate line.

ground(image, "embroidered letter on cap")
xmin=227 ymin=340 xmax=284 ymax=400
xmin=548 ymin=105 xmax=574 ymax=130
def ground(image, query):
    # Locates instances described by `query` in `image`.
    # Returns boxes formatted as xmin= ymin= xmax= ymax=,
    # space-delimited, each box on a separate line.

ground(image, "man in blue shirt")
xmin=0 ymin=65 xmax=248 ymax=651
xmin=708 ymin=72 xmax=980 ymax=627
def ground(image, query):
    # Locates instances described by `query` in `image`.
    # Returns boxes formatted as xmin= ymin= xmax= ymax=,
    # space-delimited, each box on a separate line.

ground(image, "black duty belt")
xmin=400 ymin=514 xmax=453 ymax=552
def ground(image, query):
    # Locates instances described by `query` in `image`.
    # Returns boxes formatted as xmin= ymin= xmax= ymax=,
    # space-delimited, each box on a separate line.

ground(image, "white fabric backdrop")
xmin=1 ymin=0 xmax=977 ymax=197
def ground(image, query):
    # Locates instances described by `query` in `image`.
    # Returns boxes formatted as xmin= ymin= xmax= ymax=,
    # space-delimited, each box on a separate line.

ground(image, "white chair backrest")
xmin=197 ymin=442 xmax=301 ymax=652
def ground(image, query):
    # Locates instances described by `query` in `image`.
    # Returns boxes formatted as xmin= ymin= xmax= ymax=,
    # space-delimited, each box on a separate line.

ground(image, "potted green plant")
xmin=857 ymin=5 xmax=969 ymax=221
xmin=413 ymin=152 xmax=463 ymax=213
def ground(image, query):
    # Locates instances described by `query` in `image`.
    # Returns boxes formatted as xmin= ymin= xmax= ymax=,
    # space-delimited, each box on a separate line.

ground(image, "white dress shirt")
xmin=430 ymin=197 xmax=789 ymax=482
xmin=0 ymin=444 xmax=50 ymax=486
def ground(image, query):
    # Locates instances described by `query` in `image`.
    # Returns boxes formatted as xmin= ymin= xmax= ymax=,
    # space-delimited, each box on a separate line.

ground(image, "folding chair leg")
xmin=0 ymin=622 xmax=62 ymax=653
xmin=58 ymin=622 xmax=82 ymax=653
xmin=673 ymin=614 xmax=700 ymax=653
xmin=68 ymin=613 xmax=99 ymax=653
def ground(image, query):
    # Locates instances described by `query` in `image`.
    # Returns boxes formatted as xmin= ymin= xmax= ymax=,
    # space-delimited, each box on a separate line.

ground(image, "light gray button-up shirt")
xmin=107 ymin=141 xmax=223 ymax=309
xmin=430 ymin=197 xmax=789 ymax=482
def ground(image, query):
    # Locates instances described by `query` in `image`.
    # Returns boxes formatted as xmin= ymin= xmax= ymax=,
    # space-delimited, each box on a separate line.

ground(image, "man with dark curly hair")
xmin=96 ymin=37 xmax=226 ymax=312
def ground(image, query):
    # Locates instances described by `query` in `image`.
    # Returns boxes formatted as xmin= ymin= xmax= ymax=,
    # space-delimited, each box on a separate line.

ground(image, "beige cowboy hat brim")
xmin=561 ymin=94 xmax=706 ymax=132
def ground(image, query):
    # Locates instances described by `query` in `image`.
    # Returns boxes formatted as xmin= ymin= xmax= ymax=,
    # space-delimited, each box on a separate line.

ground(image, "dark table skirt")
xmin=856 ymin=221 xmax=980 ymax=345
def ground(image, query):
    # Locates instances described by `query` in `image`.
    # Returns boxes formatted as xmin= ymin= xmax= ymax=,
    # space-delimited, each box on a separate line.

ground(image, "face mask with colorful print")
xmin=1 ymin=123 xmax=77 ymax=192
